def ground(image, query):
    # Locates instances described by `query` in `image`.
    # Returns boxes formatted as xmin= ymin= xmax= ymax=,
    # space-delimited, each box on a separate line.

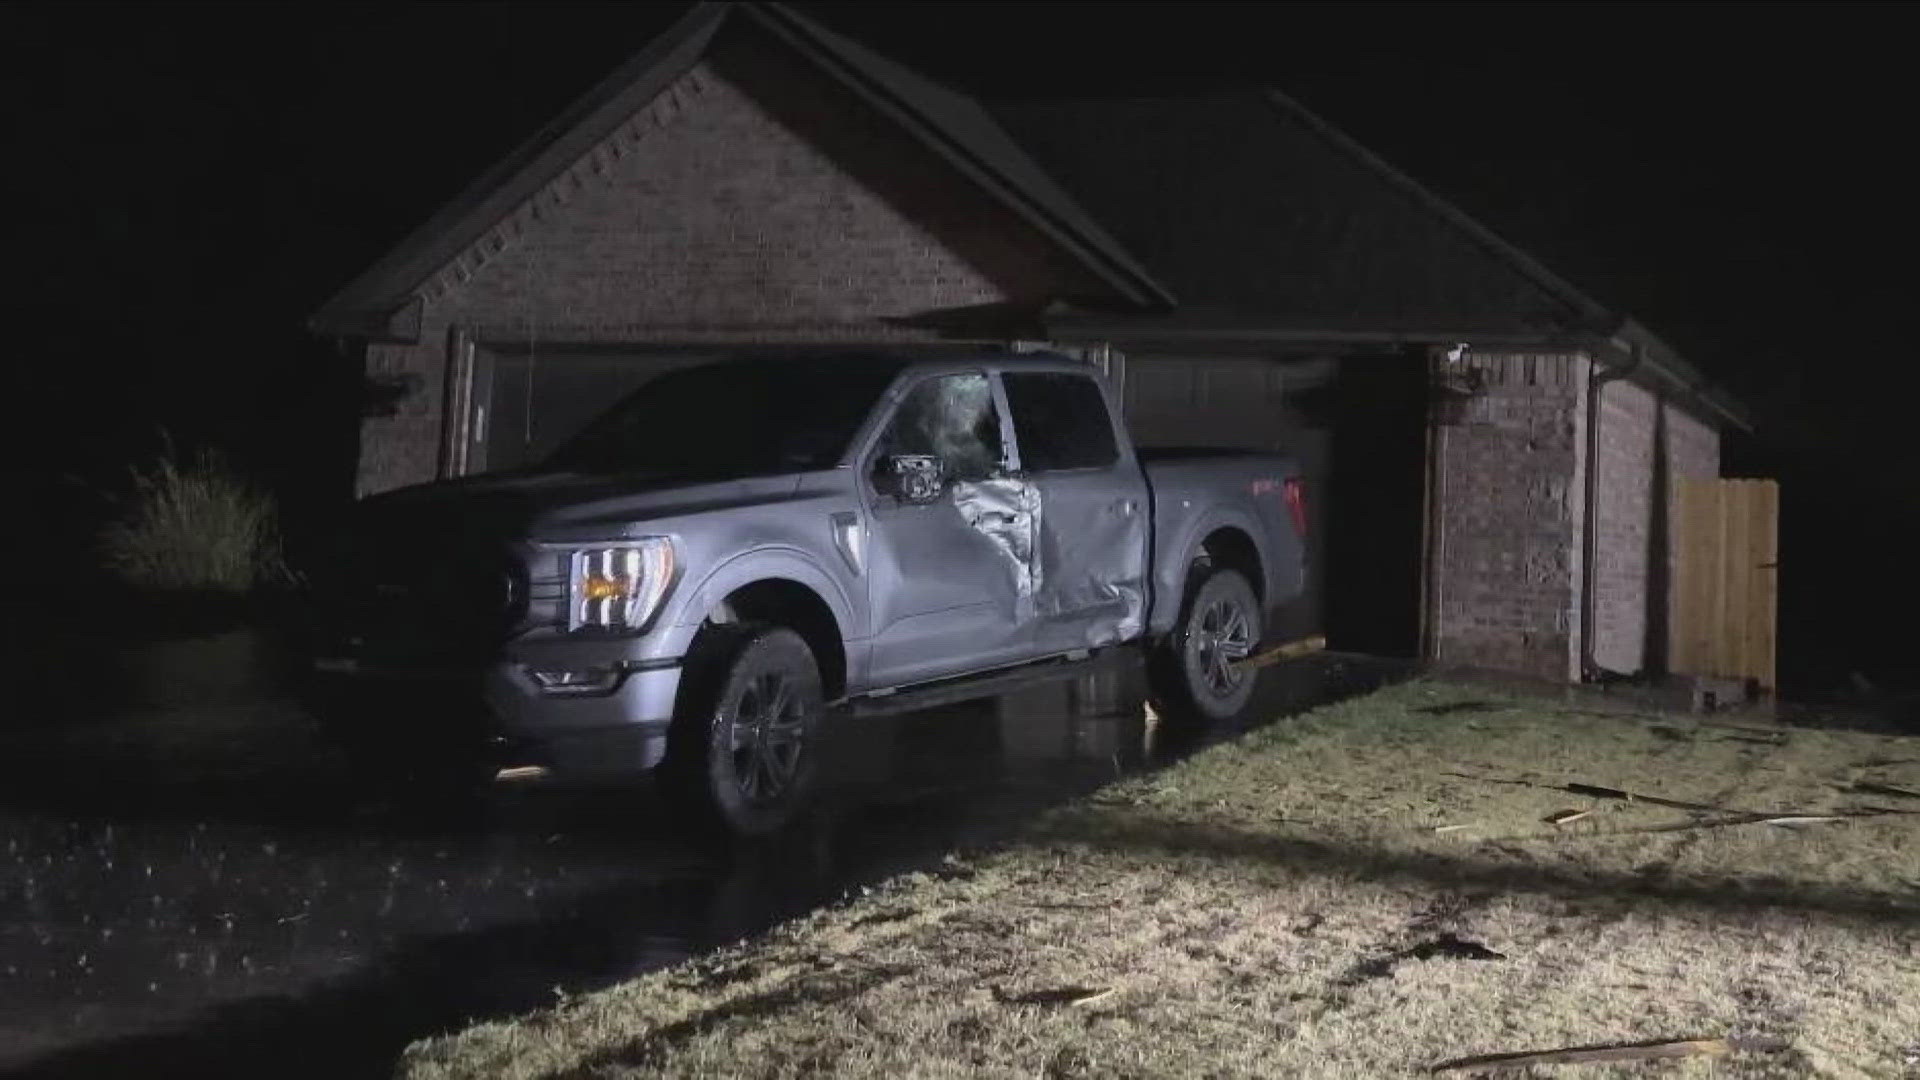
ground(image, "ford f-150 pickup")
xmin=309 ymin=352 xmax=1307 ymax=833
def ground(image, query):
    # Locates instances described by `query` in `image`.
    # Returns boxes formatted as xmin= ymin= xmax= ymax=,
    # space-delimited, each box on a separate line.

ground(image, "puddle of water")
xmin=0 ymin=631 xmax=1408 ymax=1078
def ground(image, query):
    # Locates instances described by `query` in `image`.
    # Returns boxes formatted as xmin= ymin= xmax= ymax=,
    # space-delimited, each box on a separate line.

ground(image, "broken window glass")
xmin=870 ymin=373 xmax=1004 ymax=490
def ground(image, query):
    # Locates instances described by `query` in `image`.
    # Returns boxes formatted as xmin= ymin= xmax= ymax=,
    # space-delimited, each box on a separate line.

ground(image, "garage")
xmin=314 ymin=2 xmax=1745 ymax=685
xmin=1118 ymin=353 xmax=1428 ymax=658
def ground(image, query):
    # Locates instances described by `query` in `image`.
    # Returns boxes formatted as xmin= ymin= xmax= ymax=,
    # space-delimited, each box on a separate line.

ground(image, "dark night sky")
xmin=16 ymin=2 xmax=1915 ymax=683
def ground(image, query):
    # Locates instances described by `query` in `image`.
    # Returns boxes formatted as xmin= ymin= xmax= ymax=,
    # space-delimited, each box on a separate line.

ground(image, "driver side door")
xmin=860 ymin=372 xmax=1039 ymax=689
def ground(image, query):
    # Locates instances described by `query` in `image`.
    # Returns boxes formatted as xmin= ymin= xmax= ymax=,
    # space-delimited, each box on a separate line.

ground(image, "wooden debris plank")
xmin=1233 ymin=634 xmax=1327 ymax=673
xmin=1433 ymin=1035 xmax=1789 ymax=1073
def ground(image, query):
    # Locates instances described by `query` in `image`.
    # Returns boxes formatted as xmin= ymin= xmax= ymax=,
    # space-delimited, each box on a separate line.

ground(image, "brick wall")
xmin=1664 ymin=402 xmax=1719 ymax=489
xmin=1430 ymin=351 xmax=1588 ymax=681
xmin=355 ymin=25 xmax=1101 ymax=495
xmin=1590 ymin=380 xmax=1656 ymax=673
xmin=1431 ymin=352 xmax=1723 ymax=683
xmin=1589 ymin=380 xmax=1721 ymax=674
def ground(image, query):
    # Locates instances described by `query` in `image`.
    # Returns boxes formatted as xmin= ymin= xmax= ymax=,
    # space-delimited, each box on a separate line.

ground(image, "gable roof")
xmin=986 ymin=89 xmax=1748 ymax=429
xmin=308 ymin=2 xmax=1172 ymax=336
xmin=988 ymin=90 xmax=1611 ymax=336
xmin=309 ymin=3 xmax=1745 ymax=429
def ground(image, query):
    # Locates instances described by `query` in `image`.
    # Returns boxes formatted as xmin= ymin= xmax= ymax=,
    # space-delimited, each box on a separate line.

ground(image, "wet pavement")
xmin=0 ymin=625 xmax=1408 ymax=1078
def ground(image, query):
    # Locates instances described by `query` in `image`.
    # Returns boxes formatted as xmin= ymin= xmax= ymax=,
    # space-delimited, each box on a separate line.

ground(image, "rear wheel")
xmin=1148 ymin=566 xmax=1262 ymax=730
xmin=667 ymin=625 xmax=824 ymax=836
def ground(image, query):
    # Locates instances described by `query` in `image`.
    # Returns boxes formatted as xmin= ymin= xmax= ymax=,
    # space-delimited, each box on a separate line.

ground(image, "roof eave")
xmin=1257 ymin=90 xmax=1751 ymax=433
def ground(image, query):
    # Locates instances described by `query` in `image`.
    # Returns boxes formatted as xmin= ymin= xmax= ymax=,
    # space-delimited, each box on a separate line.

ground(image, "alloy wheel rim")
xmin=728 ymin=670 xmax=807 ymax=803
xmin=1191 ymin=597 xmax=1253 ymax=698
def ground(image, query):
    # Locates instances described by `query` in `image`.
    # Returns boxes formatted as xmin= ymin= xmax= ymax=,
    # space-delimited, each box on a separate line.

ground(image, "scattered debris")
xmin=1702 ymin=728 xmax=1789 ymax=747
xmin=846 ymin=909 xmax=916 ymax=930
xmin=1851 ymin=781 xmax=1920 ymax=801
xmin=1560 ymin=782 xmax=1732 ymax=814
xmin=1552 ymin=706 xmax=1649 ymax=720
xmin=1446 ymin=772 xmax=1897 ymax=838
xmin=1447 ymin=772 xmax=1746 ymax=816
xmin=992 ymin=985 xmax=1114 ymax=1007
xmin=1847 ymin=804 xmax=1920 ymax=817
xmin=1432 ymin=1035 xmax=1791 ymax=1072
xmin=1401 ymin=936 xmax=1504 ymax=962
xmin=1232 ymin=634 xmax=1326 ymax=673
xmin=1413 ymin=700 xmax=1503 ymax=716
xmin=1691 ymin=675 xmax=1755 ymax=713
xmin=1343 ymin=934 xmax=1505 ymax=984
xmin=1559 ymin=811 xmax=1885 ymax=840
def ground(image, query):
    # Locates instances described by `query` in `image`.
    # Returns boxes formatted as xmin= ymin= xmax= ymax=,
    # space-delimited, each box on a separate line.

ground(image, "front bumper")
xmin=306 ymin=654 xmax=684 ymax=779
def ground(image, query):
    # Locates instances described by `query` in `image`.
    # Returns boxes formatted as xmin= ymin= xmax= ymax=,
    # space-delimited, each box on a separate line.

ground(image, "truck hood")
xmin=357 ymin=470 xmax=808 ymax=539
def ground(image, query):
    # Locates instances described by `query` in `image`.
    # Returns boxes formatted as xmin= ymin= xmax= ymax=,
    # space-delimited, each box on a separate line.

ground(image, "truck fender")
xmin=671 ymin=546 xmax=858 ymax=642
xmin=1151 ymin=504 xmax=1267 ymax=637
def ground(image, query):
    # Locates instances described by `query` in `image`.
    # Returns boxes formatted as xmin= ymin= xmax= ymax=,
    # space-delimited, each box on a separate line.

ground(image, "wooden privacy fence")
xmin=1670 ymin=478 xmax=1779 ymax=690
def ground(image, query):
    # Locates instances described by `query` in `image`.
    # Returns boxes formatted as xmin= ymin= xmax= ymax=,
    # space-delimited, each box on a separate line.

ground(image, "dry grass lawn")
xmin=401 ymin=680 xmax=1920 ymax=1078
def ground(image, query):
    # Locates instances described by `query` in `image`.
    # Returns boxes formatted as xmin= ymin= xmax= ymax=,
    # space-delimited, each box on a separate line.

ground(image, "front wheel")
xmin=1148 ymin=567 xmax=1262 ymax=729
xmin=667 ymin=625 xmax=824 ymax=836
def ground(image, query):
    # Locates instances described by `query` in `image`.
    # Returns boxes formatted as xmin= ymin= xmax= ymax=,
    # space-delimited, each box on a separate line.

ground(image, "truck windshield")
xmin=544 ymin=357 xmax=907 ymax=479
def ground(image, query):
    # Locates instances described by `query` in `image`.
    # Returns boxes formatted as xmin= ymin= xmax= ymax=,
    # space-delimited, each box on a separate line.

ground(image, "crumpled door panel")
xmin=950 ymin=477 xmax=1043 ymax=605
xmin=1026 ymin=472 xmax=1149 ymax=651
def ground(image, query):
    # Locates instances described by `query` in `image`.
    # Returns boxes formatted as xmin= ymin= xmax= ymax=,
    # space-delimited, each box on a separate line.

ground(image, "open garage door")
xmin=457 ymin=343 xmax=983 ymax=475
xmin=1121 ymin=354 xmax=1425 ymax=657
xmin=470 ymin=347 xmax=719 ymax=473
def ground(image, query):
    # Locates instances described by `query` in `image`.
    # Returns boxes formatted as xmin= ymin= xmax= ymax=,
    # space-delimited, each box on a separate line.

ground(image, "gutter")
xmin=1041 ymin=314 xmax=1752 ymax=435
xmin=1039 ymin=317 xmax=1585 ymax=351
xmin=1588 ymin=323 xmax=1751 ymax=434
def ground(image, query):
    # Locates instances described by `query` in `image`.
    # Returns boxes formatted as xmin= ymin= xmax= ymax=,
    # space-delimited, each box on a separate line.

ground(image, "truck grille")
xmin=317 ymin=541 xmax=529 ymax=663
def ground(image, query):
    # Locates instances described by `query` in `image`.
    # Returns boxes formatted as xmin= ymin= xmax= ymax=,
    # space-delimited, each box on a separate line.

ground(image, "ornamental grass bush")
xmin=97 ymin=439 xmax=289 ymax=594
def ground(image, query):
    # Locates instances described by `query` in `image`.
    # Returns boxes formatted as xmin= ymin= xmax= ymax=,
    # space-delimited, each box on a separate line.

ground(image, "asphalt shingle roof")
xmin=989 ymin=91 xmax=1609 ymax=335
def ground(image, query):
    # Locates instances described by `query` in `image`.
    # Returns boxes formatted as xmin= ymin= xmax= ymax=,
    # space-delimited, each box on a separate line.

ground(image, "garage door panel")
xmin=1124 ymin=357 xmax=1289 ymax=452
xmin=479 ymin=351 xmax=717 ymax=472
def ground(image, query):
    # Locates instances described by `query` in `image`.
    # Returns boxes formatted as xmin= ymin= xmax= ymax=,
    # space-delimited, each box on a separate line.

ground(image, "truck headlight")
xmin=566 ymin=539 xmax=674 ymax=631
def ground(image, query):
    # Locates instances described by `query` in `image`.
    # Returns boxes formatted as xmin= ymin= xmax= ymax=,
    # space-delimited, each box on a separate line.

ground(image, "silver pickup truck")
xmin=310 ymin=352 xmax=1307 ymax=833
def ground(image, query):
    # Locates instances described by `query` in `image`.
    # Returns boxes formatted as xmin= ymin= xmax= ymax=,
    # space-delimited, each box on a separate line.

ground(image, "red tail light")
xmin=1283 ymin=477 xmax=1308 ymax=537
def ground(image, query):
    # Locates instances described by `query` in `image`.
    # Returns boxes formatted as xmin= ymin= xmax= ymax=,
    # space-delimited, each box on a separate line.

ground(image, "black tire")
xmin=666 ymin=624 xmax=825 ymax=836
xmin=1148 ymin=566 xmax=1262 ymax=729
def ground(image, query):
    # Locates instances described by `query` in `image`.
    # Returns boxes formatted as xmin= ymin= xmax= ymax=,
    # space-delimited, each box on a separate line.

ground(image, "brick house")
xmin=310 ymin=2 xmax=1747 ymax=685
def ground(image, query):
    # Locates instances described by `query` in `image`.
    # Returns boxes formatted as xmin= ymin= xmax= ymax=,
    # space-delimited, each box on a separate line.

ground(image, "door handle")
xmin=1113 ymin=499 xmax=1138 ymax=517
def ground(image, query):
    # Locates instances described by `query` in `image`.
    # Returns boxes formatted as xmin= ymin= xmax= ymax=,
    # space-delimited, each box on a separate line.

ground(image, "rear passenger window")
xmin=1002 ymin=372 xmax=1119 ymax=472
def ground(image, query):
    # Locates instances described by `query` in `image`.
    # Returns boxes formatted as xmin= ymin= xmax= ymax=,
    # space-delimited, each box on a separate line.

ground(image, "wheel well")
xmin=709 ymin=579 xmax=847 ymax=699
xmin=1199 ymin=527 xmax=1264 ymax=604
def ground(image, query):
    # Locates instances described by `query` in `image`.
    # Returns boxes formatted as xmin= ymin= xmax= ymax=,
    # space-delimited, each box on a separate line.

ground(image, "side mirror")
xmin=885 ymin=454 xmax=945 ymax=504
